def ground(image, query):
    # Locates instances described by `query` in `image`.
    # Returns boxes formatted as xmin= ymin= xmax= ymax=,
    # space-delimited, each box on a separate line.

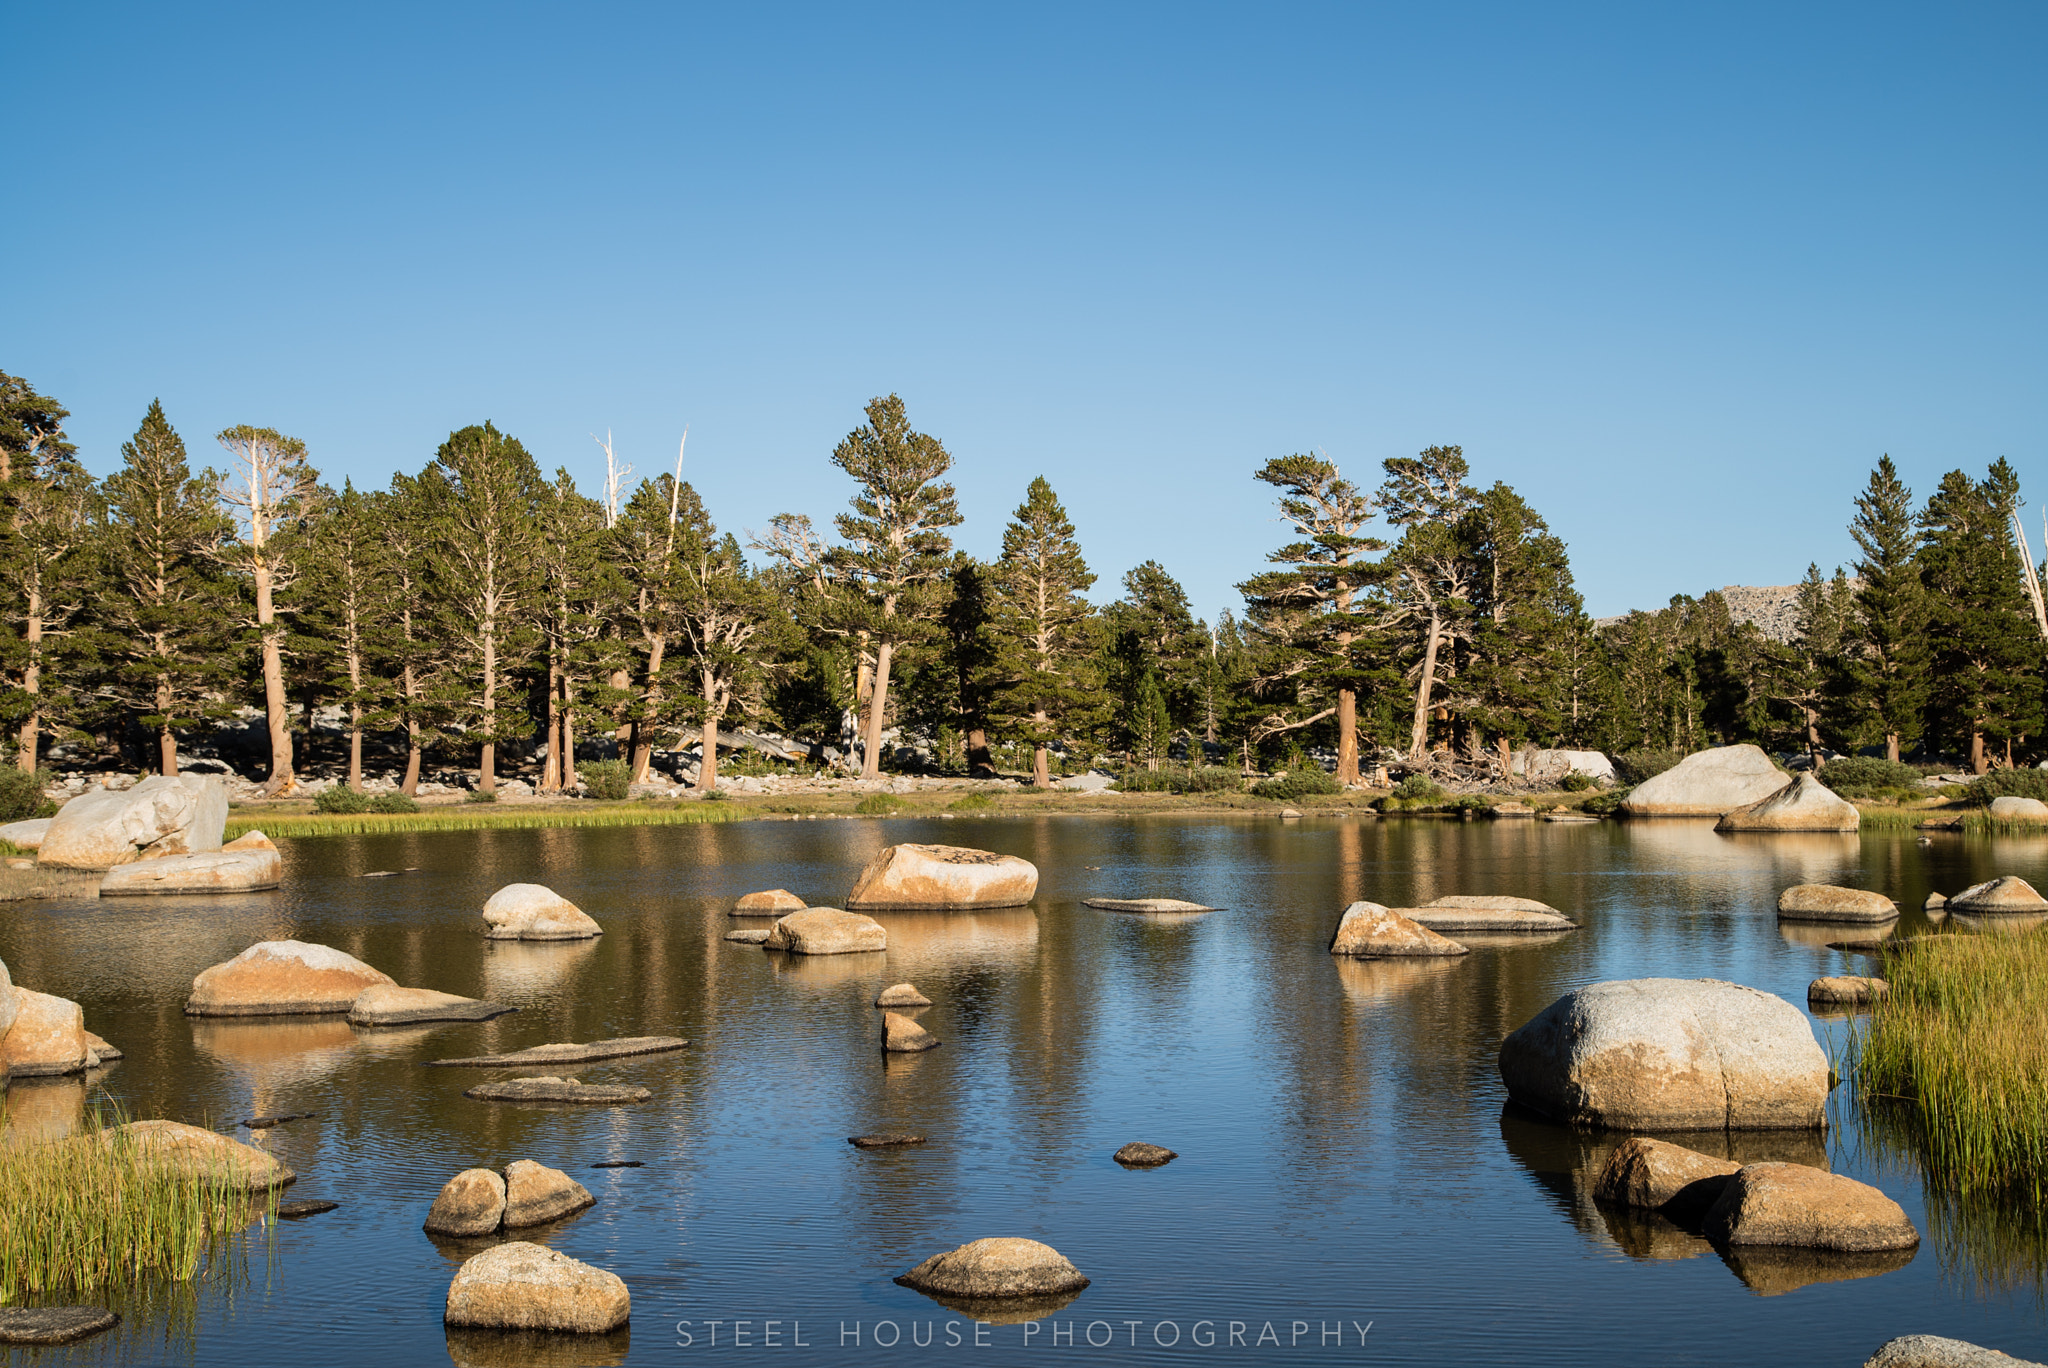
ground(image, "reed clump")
xmin=225 ymin=802 xmax=741 ymax=840
xmin=0 ymin=1111 xmax=271 ymax=1301
xmin=1857 ymin=931 xmax=2048 ymax=1199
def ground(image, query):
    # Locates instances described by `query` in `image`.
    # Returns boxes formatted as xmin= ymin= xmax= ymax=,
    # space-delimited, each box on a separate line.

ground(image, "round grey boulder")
xmin=895 ymin=1238 xmax=1089 ymax=1298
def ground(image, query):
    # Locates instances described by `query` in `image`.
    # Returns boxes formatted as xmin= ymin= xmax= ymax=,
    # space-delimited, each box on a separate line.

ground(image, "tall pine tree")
xmin=216 ymin=425 xmax=318 ymax=791
xmin=0 ymin=372 xmax=94 ymax=772
xmin=1844 ymin=455 xmax=1928 ymax=762
xmin=1919 ymin=461 xmax=2041 ymax=772
xmin=990 ymin=477 xmax=1097 ymax=788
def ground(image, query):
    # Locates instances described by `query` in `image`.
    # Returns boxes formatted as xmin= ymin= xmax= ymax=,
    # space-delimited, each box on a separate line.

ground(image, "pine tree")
xmin=382 ymin=473 xmax=442 ymax=795
xmin=1919 ymin=462 xmax=2041 ymax=772
xmin=942 ymin=560 xmax=1002 ymax=774
xmin=824 ymin=395 xmax=962 ymax=778
xmin=1767 ymin=563 xmax=1857 ymax=760
xmin=101 ymin=401 xmax=231 ymax=775
xmin=1455 ymin=483 xmax=1578 ymax=771
xmin=989 ymin=477 xmax=1097 ymax=788
xmin=1237 ymin=454 xmax=1383 ymax=784
xmin=0 ymin=372 xmax=94 ymax=772
xmin=299 ymin=481 xmax=396 ymax=790
xmin=534 ymin=469 xmax=610 ymax=792
xmin=610 ymin=468 xmax=696 ymax=781
xmin=1377 ymin=445 xmax=1478 ymax=759
xmin=671 ymin=488 xmax=783 ymax=790
xmin=216 ymin=425 xmax=318 ymax=791
xmin=1844 ymin=456 xmax=1929 ymax=762
xmin=422 ymin=422 xmax=545 ymax=792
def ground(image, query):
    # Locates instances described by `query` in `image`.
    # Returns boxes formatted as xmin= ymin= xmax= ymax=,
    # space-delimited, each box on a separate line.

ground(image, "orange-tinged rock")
xmin=185 ymin=940 xmax=394 ymax=1017
xmin=846 ymin=844 xmax=1038 ymax=910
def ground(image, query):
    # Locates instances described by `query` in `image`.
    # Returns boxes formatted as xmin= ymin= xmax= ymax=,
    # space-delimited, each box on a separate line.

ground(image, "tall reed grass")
xmin=0 ymin=1108 xmax=274 ymax=1302
xmin=225 ymin=802 xmax=742 ymax=841
xmin=1857 ymin=931 xmax=2048 ymax=1199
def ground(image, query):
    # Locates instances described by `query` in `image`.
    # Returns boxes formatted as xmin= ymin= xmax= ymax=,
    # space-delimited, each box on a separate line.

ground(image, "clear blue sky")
xmin=9 ymin=3 xmax=2043 ymax=622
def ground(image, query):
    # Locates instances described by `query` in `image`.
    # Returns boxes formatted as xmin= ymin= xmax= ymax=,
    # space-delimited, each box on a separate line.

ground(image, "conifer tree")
xmin=216 ymin=425 xmax=318 ymax=790
xmin=423 ymin=422 xmax=544 ymax=793
xmin=382 ymin=473 xmax=441 ymax=795
xmin=1377 ymin=445 xmax=1478 ymax=759
xmin=990 ymin=477 xmax=1097 ymax=787
xmin=1237 ymin=454 xmax=1383 ymax=784
xmin=102 ymin=401 xmax=230 ymax=775
xmin=0 ymin=372 xmax=94 ymax=772
xmin=1767 ymin=563 xmax=1857 ymax=760
xmin=671 ymin=487 xmax=782 ymax=790
xmin=534 ymin=469 xmax=610 ymax=792
xmin=299 ymin=481 xmax=395 ymax=790
xmin=942 ymin=560 xmax=1002 ymax=774
xmin=1455 ymin=483 xmax=1577 ymax=770
xmin=1919 ymin=461 xmax=2041 ymax=772
xmin=824 ymin=395 xmax=961 ymax=778
xmin=1844 ymin=455 xmax=1928 ymax=762
xmin=610 ymin=462 xmax=701 ymax=782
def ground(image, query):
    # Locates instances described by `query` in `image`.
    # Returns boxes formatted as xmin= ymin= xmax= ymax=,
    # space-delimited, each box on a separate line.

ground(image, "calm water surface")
xmin=3 ymin=815 xmax=2046 ymax=1367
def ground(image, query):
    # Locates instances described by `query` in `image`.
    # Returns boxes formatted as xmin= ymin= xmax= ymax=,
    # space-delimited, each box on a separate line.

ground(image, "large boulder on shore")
xmin=764 ymin=907 xmax=887 ymax=955
xmin=1864 ymin=1336 xmax=2048 ymax=1368
xmin=481 ymin=884 xmax=602 ymax=940
xmin=1777 ymin=884 xmax=1898 ymax=923
xmin=2 ymin=987 xmax=92 ymax=1077
xmin=1329 ymin=902 xmax=1468 ymax=958
xmin=1990 ymin=796 xmax=2048 ymax=821
xmin=184 ymin=940 xmax=394 ymax=1017
xmin=1703 ymin=1163 xmax=1919 ymax=1252
xmin=99 ymin=831 xmax=282 ymax=896
xmin=1498 ymin=978 xmax=1830 ymax=1131
xmin=37 ymin=775 xmax=227 ymax=870
xmin=444 ymin=1242 xmax=630 ymax=1334
xmin=1620 ymin=746 xmax=1788 ymax=817
xmin=1947 ymin=876 xmax=2048 ymax=914
xmin=104 ymin=1119 xmax=294 ymax=1189
xmin=1716 ymin=774 xmax=1860 ymax=832
xmin=895 ymin=1238 xmax=1090 ymax=1299
xmin=846 ymin=843 xmax=1038 ymax=910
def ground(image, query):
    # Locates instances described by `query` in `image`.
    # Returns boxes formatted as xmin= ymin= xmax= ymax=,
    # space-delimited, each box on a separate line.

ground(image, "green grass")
xmin=225 ymin=802 xmax=742 ymax=840
xmin=1857 ymin=931 xmax=2048 ymax=1199
xmin=948 ymin=793 xmax=996 ymax=812
xmin=0 ymin=1108 xmax=273 ymax=1301
xmin=0 ymin=838 xmax=26 ymax=858
xmin=853 ymin=793 xmax=907 ymax=815
xmin=1857 ymin=807 xmax=1925 ymax=830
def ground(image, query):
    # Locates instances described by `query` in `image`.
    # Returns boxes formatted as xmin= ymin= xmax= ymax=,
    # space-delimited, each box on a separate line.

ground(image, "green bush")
xmin=855 ymin=793 xmax=905 ymax=815
xmin=369 ymin=792 xmax=419 ymax=813
xmin=1580 ymin=786 xmax=1632 ymax=815
xmin=464 ymin=788 xmax=497 ymax=803
xmin=1251 ymin=767 xmax=1342 ymax=800
xmin=1613 ymin=750 xmax=1684 ymax=785
xmin=949 ymin=793 xmax=996 ymax=812
xmin=0 ymin=768 xmax=56 ymax=822
xmin=1445 ymin=794 xmax=1493 ymax=813
xmin=1968 ymin=768 xmax=2048 ymax=806
xmin=1559 ymin=772 xmax=1596 ymax=793
xmin=581 ymin=759 xmax=631 ymax=801
xmin=1391 ymin=774 xmax=1444 ymax=801
xmin=313 ymin=785 xmax=372 ymax=814
xmin=1822 ymin=756 xmax=1924 ymax=792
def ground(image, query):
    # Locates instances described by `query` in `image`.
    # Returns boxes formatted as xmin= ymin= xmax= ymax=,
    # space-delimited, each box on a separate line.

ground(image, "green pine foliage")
xmin=989 ymin=476 xmax=1097 ymax=787
xmin=1842 ymin=456 xmax=1929 ymax=762
xmin=580 ymin=758 xmax=632 ymax=800
xmin=1919 ymin=462 xmax=2042 ymax=771
xmin=1966 ymin=769 xmax=2048 ymax=805
xmin=0 ymin=371 xmax=96 ymax=773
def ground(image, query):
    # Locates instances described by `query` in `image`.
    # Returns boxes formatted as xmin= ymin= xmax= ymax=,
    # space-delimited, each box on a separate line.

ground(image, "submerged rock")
xmin=883 ymin=1011 xmax=940 ymax=1052
xmin=895 ymin=1238 xmax=1089 ymax=1299
xmin=426 ymin=1168 xmax=509 ymax=1237
xmin=0 ymin=1307 xmax=120 ymax=1345
xmin=98 ymin=830 xmax=281 ymax=896
xmin=1498 ymin=978 xmax=1829 ymax=1131
xmin=1809 ymin=976 xmax=1888 ymax=1007
xmin=2 ymin=987 xmax=91 ymax=1077
xmin=849 ymin=1133 xmax=926 ymax=1148
xmin=722 ymin=928 xmax=771 ymax=944
xmin=104 ymin=1119 xmax=294 ymax=1189
xmin=444 ymin=1241 xmax=630 ymax=1334
xmin=1402 ymin=896 xmax=1577 ymax=934
xmin=275 ymin=1199 xmax=339 ymax=1219
xmin=348 ymin=985 xmax=514 ymax=1027
xmin=427 ymin=1037 xmax=687 ymax=1068
xmin=1947 ymin=876 xmax=2048 ymax=914
xmin=846 ymin=843 xmax=1039 ymax=910
xmin=875 ymin=982 xmax=932 ymax=1007
xmin=37 ymin=774 xmax=226 ymax=869
xmin=1704 ymin=1163 xmax=1919 ymax=1252
xmin=764 ymin=908 xmax=887 ymax=955
xmin=1716 ymin=774 xmax=1860 ymax=832
xmin=481 ymin=884 xmax=603 ymax=940
xmin=502 ymin=1159 xmax=596 ymax=1228
xmin=1620 ymin=745 xmax=1788 ymax=817
xmin=1082 ymin=897 xmax=1218 ymax=913
xmin=464 ymin=1077 xmax=651 ymax=1105
xmin=185 ymin=940 xmax=394 ymax=1017
xmin=1113 ymin=1142 xmax=1177 ymax=1167
xmin=731 ymin=889 xmax=805 ymax=916
xmin=1328 ymin=901 xmax=1468 ymax=958
xmin=1593 ymin=1137 xmax=1739 ymax=1217
xmin=1776 ymin=884 xmax=1898 ymax=923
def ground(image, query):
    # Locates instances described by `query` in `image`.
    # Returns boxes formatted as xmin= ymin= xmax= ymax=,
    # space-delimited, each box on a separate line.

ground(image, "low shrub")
xmin=855 ymin=793 xmax=905 ymax=815
xmin=1115 ymin=766 xmax=1244 ymax=795
xmin=369 ymin=792 xmax=419 ymax=813
xmin=580 ymin=759 xmax=632 ymax=801
xmin=313 ymin=785 xmax=371 ymax=814
xmin=1252 ymin=767 xmax=1342 ymax=801
xmin=1559 ymin=772 xmax=1596 ymax=793
xmin=1613 ymin=750 xmax=1684 ymax=785
xmin=1967 ymin=768 xmax=2048 ymax=807
xmin=1821 ymin=756 xmax=1924 ymax=792
xmin=0 ymin=767 xmax=56 ymax=822
xmin=1580 ymin=787 xmax=1632 ymax=815
xmin=1445 ymin=794 xmax=1493 ymax=814
xmin=1391 ymin=774 xmax=1444 ymax=801
xmin=464 ymin=788 xmax=497 ymax=804
xmin=949 ymin=793 xmax=996 ymax=812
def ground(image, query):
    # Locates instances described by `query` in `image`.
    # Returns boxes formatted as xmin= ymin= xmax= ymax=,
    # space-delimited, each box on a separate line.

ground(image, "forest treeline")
xmin=1 ymin=372 xmax=2041 ymax=793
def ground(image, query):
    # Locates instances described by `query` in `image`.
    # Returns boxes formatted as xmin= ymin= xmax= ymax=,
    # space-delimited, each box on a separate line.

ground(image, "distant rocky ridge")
xmin=1596 ymin=583 xmax=1856 ymax=644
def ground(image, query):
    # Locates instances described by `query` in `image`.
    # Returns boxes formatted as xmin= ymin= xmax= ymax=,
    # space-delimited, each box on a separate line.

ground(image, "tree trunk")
xmin=17 ymin=585 xmax=42 ymax=773
xmin=348 ymin=704 xmax=363 ymax=791
xmin=561 ymin=680 xmax=578 ymax=790
xmin=630 ymin=638 xmax=666 ymax=783
xmin=861 ymin=641 xmax=895 ymax=779
xmin=481 ymin=740 xmax=496 ymax=791
xmin=697 ymin=702 xmax=720 ymax=792
xmin=254 ymin=564 xmax=293 ymax=788
xmin=1336 ymin=687 xmax=1358 ymax=785
xmin=155 ymin=671 xmax=178 ymax=776
xmin=403 ymin=725 xmax=422 ymax=795
xmin=966 ymin=727 xmax=991 ymax=774
xmin=1971 ymin=729 xmax=1987 ymax=775
xmin=1497 ymin=733 xmax=1512 ymax=780
xmin=480 ymin=616 xmax=498 ymax=793
xmin=541 ymin=661 xmax=563 ymax=792
xmin=1885 ymin=732 xmax=1900 ymax=765
xmin=1408 ymin=612 xmax=1443 ymax=760
xmin=1033 ymin=707 xmax=1052 ymax=788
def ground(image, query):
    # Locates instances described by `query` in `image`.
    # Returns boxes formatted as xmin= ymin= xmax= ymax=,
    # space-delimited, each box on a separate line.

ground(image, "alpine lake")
xmin=3 ymin=812 xmax=2046 ymax=1367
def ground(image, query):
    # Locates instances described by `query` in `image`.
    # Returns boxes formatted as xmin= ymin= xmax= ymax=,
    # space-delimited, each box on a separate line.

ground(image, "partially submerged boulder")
xmin=764 ymin=908 xmax=887 ymax=955
xmin=731 ymin=889 xmax=805 ymax=916
xmin=1114 ymin=1142 xmax=1176 ymax=1167
xmin=427 ymin=1037 xmax=687 ymax=1068
xmin=482 ymin=884 xmax=603 ymax=940
xmin=1990 ymin=796 xmax=2048 ymax=821
xmin=444 ymin=1241 xmax=630 ymax=1334
xmin=1809 ymin=976 xmax=1888 ymax=1007
xmin=883 ymin=1011 xmax=940 ymax=1052
xmin=1716 ymin=774 xmax=1860 ymax=832
xmin=348 ymin=985 xmax=515 ymax=1027
xmin=464 ymin=1077 xmax=650 ymax=1105
xmin=1498 ymin=978 xmax=1830 ymax=1130
xmin=185 ymin=940 xmax=394 ymax=1016
xmin=104 ymin=1119 xmax=294 ymax=1189
xmin=1703 ymin=1163 xmax=1919 ymax=1252
xmin=1776 ymin=884 xmax=1898 ymax=923
xmin=1593 ymin=1137 xmax=1740 ymax=1218
xmin=1402 ymin=895 xmax=1578 ymax=934
xmin=425 ymin=1168 xmax=508 ymax=1237
xmin=99 ymin=831 xmax=282 ymax=896
xmin=1082 ymin=897 xmax=1218 ymax=913
xmin=0 ymin=818 xmax=51 ymax=850
xmin=0 ymin=1308 xmax=121 ymax=1346
xmin=2 ymin=987 xmax=92 ymax=1077
xmin=1947 ymin=876 xmax=2048 ymax=914
xmin=876 ymin=982 xmax=932 ymax=1007
xmin=723 ymin=928 xmax=771 ymax=944
xmin=1328 ymin=901 xmax=1468 ymax=958
xmin=846 ymin=843 xmax=1038 ymax=910
xmin=502 ymin=1159 xmax=596 ymax=1228
xmin=895 ymin=1238 xmax=1089 ymax=1299
xmin=1620 ymin=745 xmax=1788 ymax=817
xmin=37 ymin=775 xmax=227 ymax=869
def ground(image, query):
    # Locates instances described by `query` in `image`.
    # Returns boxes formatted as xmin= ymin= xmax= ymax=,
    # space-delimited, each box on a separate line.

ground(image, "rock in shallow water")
xmin=184 ymin=940 xmax=394 ymax=1017
xmin=1715 ymin=773 xmax=1860 ymax=832
xmin=0 ymin=1307 xmax=120 ymax=1345
xmin=1947 ymin=876 xmax=2048 ymax=914
xmin=1113 ymin=1142 xmax=1177 ymax=1167
xmin=845 ymin=843 xmax=1038 ymax=910
xmin=1809 ymin=976 xmax=1888 ymax=1006
xmin=895 ymin=1238 xmax=1089 ymax=1298
xmin=1776 ymin=884 xmax=1898 ymax=923
xmin=481 ymin=884 xmax=603 ymax=941
xmin=763 ymin=908 xmax=887 ymax=955
xmin=875 ymin=982 xmax=931 ymax=1007
xmin=98 ymin=831 xmax=281 ymax=895
xmin=849 ymin=1133 xmax=926 ymax=1148
xmin=1082 ymin=898 xmax=1218 ymax=914
xmin=275 ymin=1199 xmax=339 ymax=1219
xmin=348 ymin=984 xmax=515 ymax=1026
xmin=1328 ymin=902 xmax=1467 ymax=958
xmin=444 ymin=1241 xmax=630 ymax=1333
xmin=104 ymin=1119 xmax=294 ymax=1190
xmin=464 ymin=1077 xmax=651 ymax=1105
xmin=731 ymin=889 xmax=805 ymax=916
xmin=1592 ymin=1137 xmax=1739 ymax=1217
xmin=1863 ymin=1335 xmax=2048 ymax=1367
xmin=723 ymin=928 xmax=771 ymax=944
xmin=503 ymin=1160 xmax=595 ymax=1229
xmin=2 ymin=987 xmax=92 ymax=1077
xmin=1703 ymin=1163 xmax=1919 ymax=1252
xmin=883 ymin=1012 xmax=940 ymax=1052
xmin=426 ymin=1169 xmax=509 ymax=1237
xmin=1401 ymin=896 xmax=1577 ymax=934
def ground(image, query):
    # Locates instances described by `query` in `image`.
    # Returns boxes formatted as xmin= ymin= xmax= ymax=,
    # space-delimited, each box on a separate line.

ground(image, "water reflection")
xmin=445 ymin=1326 xmax=631 ymax=1367
xmin=480 ymin=938 xmax=601 ymax=1001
